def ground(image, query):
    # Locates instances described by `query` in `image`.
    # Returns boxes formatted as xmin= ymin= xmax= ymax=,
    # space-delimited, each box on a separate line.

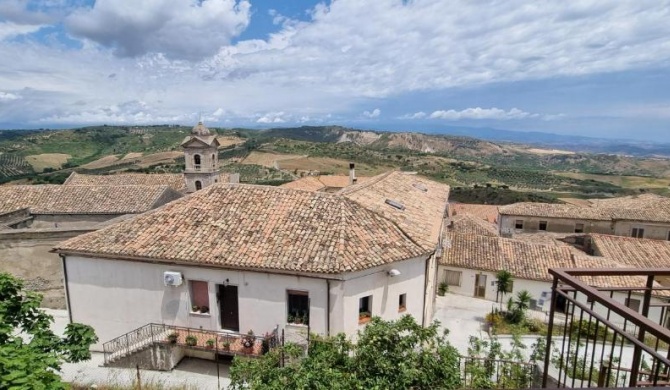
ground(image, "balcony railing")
xmin=102 ymin=323 xmax=279 ymax=367
xmin=542 ymin=268 xmax=670 ymax=388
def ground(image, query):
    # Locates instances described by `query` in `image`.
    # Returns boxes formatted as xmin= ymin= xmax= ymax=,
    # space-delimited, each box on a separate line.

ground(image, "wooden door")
xmin=474 ymin=274 xmax=487 ymax=298
xmin=219 ymin=285 xmax=239 ymax=331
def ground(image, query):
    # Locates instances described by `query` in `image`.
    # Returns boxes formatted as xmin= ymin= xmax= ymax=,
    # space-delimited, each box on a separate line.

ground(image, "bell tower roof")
xmin=191 ymin=121 xmax=211 ymax=136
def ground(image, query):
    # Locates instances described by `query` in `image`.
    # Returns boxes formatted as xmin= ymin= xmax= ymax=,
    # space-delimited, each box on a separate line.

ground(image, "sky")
xmin=0 ymin=0 xmax=670 ymax=141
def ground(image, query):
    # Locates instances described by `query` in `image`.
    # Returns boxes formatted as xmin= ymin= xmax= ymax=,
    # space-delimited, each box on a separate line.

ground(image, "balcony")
xmin=543 ymin=268 xmax=670 ymax=388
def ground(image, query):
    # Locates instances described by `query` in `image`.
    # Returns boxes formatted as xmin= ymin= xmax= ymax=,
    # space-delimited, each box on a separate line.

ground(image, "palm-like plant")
xmin=496 ymin=270 xmax=513 ymax=310
xmin=513 ymin=290 xmax=532 ymax=313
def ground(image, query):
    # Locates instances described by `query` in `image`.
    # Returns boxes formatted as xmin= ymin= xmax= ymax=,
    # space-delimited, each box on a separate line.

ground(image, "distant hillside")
xmin=2 ymin=125 xmax=669 ymax=201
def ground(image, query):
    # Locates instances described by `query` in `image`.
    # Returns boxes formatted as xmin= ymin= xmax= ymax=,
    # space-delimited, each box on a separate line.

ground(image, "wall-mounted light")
xmin=223 ymin=278 xmax=229 ymax=287
xmin=388 ymin=269 xmax=401 ymax=277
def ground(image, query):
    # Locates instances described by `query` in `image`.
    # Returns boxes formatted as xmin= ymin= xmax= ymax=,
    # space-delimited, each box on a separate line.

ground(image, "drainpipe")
xmin=59 ymin=254 xmax=73 ymax=324
xmin=326 ymin=279 xmax=331 ymax=336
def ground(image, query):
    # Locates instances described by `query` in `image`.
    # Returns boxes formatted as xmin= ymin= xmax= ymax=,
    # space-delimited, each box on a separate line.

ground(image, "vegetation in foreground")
xmin=230 ymin=315 xmax=545 ymax=390
xmin=0 ymin=272 xmax=98 ymax=389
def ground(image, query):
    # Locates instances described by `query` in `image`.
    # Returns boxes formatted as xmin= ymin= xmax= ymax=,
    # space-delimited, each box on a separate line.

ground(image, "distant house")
xmin=281 ymin=163 xmax=369 ymax=193
xmin=0 ymin=184 xmax=182 ymax=309
xmin=54 ymin=172 xmax=450 ymax=351
xmin=499 ymin=194 xmax=670 ymax=240
xmin=439 ymin=232 xmax=669 ymax=327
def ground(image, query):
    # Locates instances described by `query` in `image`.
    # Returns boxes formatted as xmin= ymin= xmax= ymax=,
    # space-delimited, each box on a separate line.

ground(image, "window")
xmin=575 ymin=223 xmax=585 ymax=234
xmin=359 ymin=295 xmax=372 ymax=323
xmin=625 ymin=298 xmax=641 ymax=312
xmin=194 ymin=154 xmax=201 ymax=167
xmin=287 ymin=290 xmax=309 ymax=325
xmin=195 ymin=181 xmax=202 ymax=191
xmin=667 ymin=231 xmax=670 ymax=241
xmin=632 ymin=228 xmax=645 ymax=238
xmin=444 ymin=270 xmax=462 ymax=286
xmin=515 ymin=220 xmax=524 ymax=230
xmin=212 ymin=154 xmax=216 ymax=168
xmin=505 ymin=280 xmax=514 ymax=293
xmin=398 ymin=293 xmax=407 ymax=312
xmin=385 ymin=199 xmax=405 ymax=210
xmin=539 ymin=221 xmax=548 ymax=231
xmin=190 ymin=280 xmax=209 ymax=314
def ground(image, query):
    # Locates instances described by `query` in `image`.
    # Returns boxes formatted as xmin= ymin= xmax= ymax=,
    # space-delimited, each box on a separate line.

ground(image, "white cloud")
xmin=363 ymin=108 xmax=381 ymax=118
xmin=429 ymin=107 xmax=536 ymax=121
xmin=0 ymin=91 xmax=20 ymax=101
xmin=66 ymin=0 xmax=251 ymax=60
xmin=399 ymin=111 xmax=426 ymax=119
xmin=256 ymin=112 xmax=287 ymax=124
xmin=2 ymin=1 xmax=670 ymax=126
xmin=0 ymin=22 xmax=44 ymax=40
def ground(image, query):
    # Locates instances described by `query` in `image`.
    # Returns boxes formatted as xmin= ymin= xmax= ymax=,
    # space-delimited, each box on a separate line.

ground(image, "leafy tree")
xmin=229 ymin=315 xmax=461 ymax=390
xmin=495 ymin=270 xmax=513 ymax=310
xmin=0 ymin=272 xmax=98 ymax=389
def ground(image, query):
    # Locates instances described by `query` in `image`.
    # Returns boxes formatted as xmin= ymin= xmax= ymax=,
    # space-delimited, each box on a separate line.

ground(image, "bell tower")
xmin=181 ymin=121 xmax=221 ymax=193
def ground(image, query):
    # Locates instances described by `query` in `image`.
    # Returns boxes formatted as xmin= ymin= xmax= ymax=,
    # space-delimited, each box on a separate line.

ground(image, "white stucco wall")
xmin=499 ymin=215 xmax=612 ymax=236
xmin=613 ymin=220 xmax=670 ymax=240
xmin=438 ymin=265 xmax=667 ymax=328
xmin=65 ymin=254 xmax=429 ymax=350
xmin=337 ymin=256 xmax=427 ymax=337
xmin=65 ymin=256 xmax=329 ymax=350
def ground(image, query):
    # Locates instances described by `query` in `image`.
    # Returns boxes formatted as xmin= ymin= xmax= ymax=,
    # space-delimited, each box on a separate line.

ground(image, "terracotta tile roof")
xmin=280 ymin=175 xmax=371 ymax=192
xmin=498 ymin=202 xmax=612 ymax=221
xmin=442 ymin=232 xmax=660 ymax=290
xmin=54 ymin=184 xmax=428 ymax=275
xmin=0 ymin=185 xmax=181 ymax=215
xmin=65 ymin=172 xmax=187 ymax=192
xmin=501 ymin=194 xmax=670 ymax=223
xmin=280 ymin=176 xmax=326 ymax=192
xmin=441 ymin=232 xmax=573 ymax=282
xmin=448 ymin=214 xmax=499 ymax=237
xmin=589 ymin=234 xmax=670 ymax=269
xmin=339 ymin=171 xmax=450 ymax=250
xmin=450 ymin=203 xmax=499 ymax=223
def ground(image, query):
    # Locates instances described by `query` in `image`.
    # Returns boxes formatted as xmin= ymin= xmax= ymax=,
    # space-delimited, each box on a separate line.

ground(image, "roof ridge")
xmin=336 ymin=170 xmax=396 ymax=195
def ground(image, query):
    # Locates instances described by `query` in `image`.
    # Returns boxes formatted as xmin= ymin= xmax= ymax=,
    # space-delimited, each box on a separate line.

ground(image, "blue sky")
xmin=1 ymin=0 xmax=669 ymax=141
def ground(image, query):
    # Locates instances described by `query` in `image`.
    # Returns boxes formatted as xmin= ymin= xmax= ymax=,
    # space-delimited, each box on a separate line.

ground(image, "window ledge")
xmin=398 ymin=307 xmax=407 ymax=313
xmin=286 ymin=322 xmax=308 ymax=328
xmin=189 ymin=312 xmax=211 ymax=317
xmin=358 ymin=316 xmax=371 ymax=325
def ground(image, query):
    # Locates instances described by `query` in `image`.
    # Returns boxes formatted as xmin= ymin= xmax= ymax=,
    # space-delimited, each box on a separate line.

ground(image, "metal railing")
xmin=102 ymin=323 xmax=279 ymax=366
xmin=542 ymin=268 xmax=670 ymax=388
xmin=461 ymin=355 xmax=539 ymax=389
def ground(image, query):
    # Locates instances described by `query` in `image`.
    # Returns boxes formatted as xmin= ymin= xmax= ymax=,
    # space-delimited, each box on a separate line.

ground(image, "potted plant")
xmin=200 ymin=305 xmax=209 ymax=314
xmin=438 ymin=282 xmax=449 ymax=296
xmin=287 ymin=313 xmax=295 ymax=324
xmin=185 ymin=335 xmax=198 ymax=346
xmin=167 ymin=332 xmax=179 ymax=344
xmin=222 ymin=340 xmax=231 ymax=351
xmin=206 ymin=338 xmax=216 ymax=349
xmin=302 ymin=312 xmax=309 ymax=326
xmin=241 ymin=330 xmax=255 ymax=351
xmin=191 ymin=305 xmax=200 ymax=313
xmin=359 ymin=311 xmax=371 ymax=324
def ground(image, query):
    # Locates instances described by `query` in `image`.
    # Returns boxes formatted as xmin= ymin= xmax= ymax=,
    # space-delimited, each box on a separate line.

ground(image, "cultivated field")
xmin=135 ymin=151 xmax=183 ymax=167
xmin=241 ymin=151 xmax=306 ymax=168
xmin=80 ymin=155 xmax=119 ymax=169
xmin=25 ymin=153 xmax=71 ymax=172
xmin=556 ymin=171 xmax=670 ymax=189
xmin=0 ymin=153 xmax=32 ymax=179
xmin=217 ymin=136 xmax=246 ymax=148
xmin=278 ymin=156 xmax=393 ymax=176
xmin=122 ymin=152 xmax=143 ymax=160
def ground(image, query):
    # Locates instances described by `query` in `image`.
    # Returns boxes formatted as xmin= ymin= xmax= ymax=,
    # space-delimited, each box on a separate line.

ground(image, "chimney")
xmin=349 ymin=162 xmax=357 ymax=185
